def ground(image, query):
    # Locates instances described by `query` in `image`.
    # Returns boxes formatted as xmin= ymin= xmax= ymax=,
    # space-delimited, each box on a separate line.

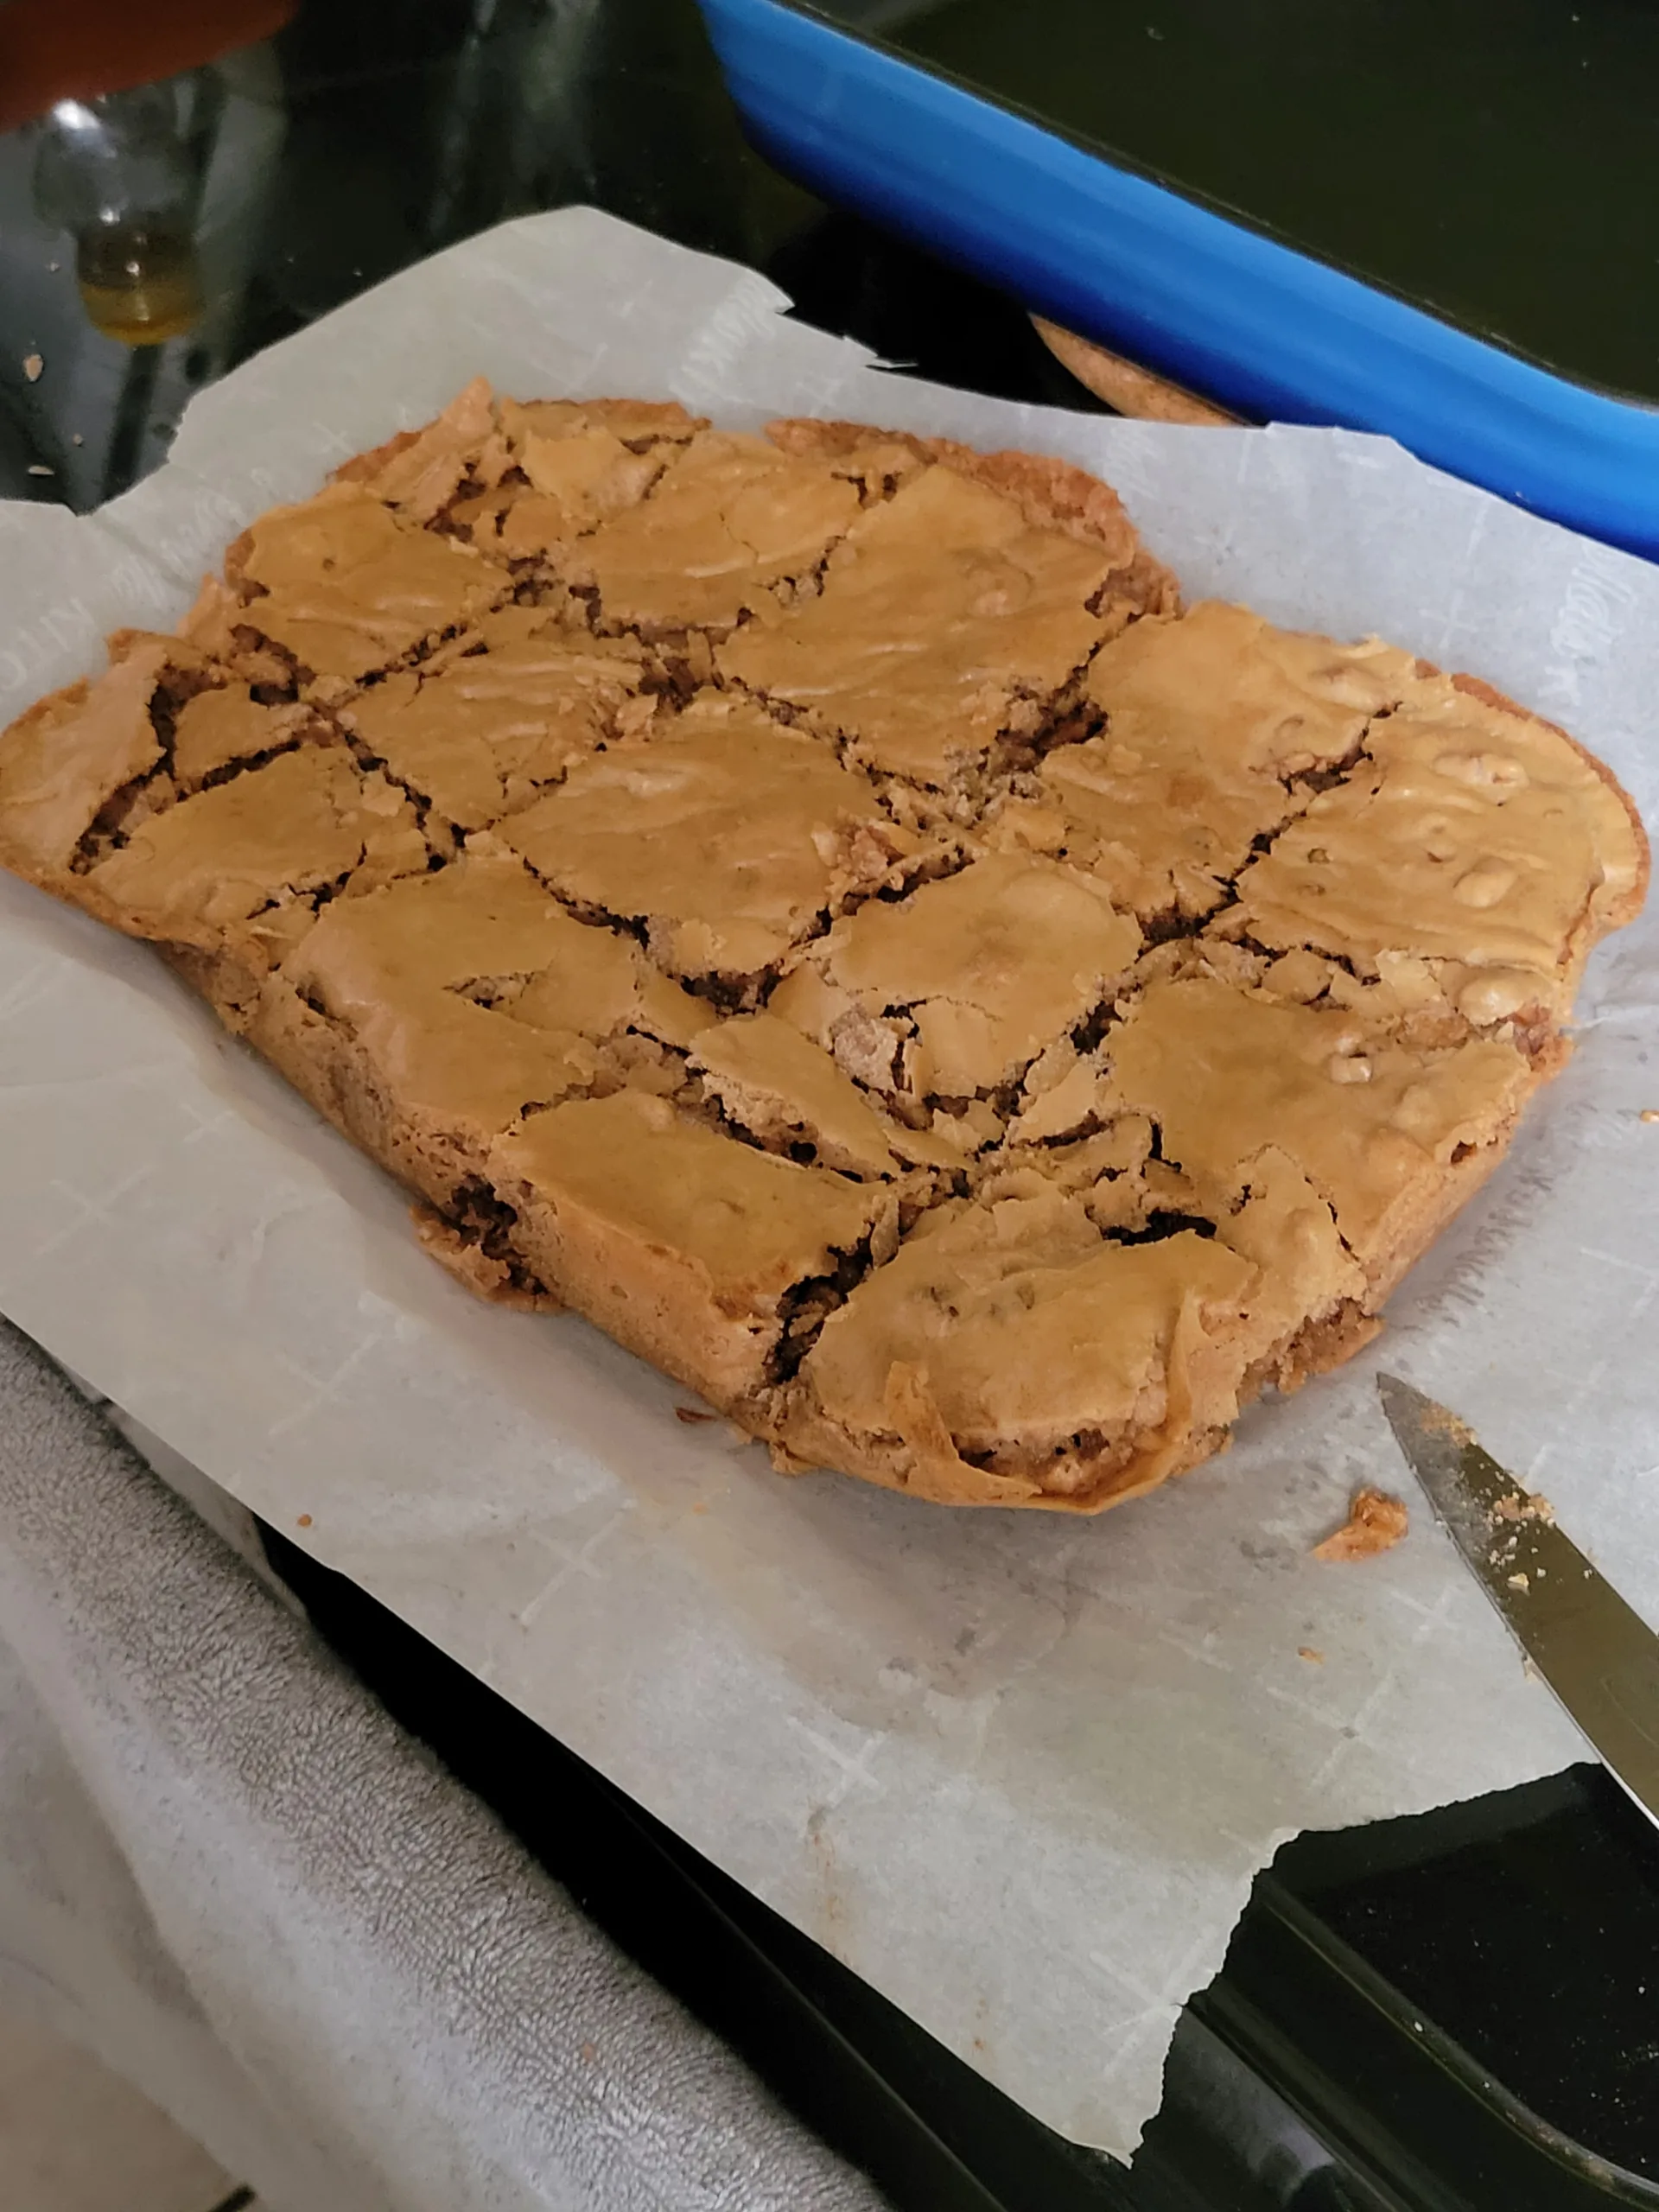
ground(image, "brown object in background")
xmin=1033 ymin=317 xmax=1241 ymax=427
xmin=0 ymin=0 xmax=296 ymax=133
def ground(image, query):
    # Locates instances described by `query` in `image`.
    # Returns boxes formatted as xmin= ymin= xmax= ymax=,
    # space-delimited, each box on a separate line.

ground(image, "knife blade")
xmin=1377 ymin=1373 xmax=1659 ymax=1828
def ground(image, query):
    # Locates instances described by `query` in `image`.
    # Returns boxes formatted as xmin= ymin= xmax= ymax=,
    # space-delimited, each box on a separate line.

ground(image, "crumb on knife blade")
xmin=1493 ymin=1490 xmax=1555 ymax=1524
xmin=1314 ymin=1487 xmax=1408 ymax=1560
xmin=22 ymin=353 xmax=41 ymax=381
xmin=1419 ymin=1399 xmax=1477 ymax=1446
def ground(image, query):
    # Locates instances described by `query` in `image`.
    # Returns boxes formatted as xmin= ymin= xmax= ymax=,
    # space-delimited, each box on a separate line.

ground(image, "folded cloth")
xmin=0 ymin=1319 xmax=889 ymax=2212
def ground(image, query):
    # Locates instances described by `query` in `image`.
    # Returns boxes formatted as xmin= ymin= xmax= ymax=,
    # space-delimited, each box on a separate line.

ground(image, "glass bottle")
xmin=31 ymin=84 xmax=204 ymax=346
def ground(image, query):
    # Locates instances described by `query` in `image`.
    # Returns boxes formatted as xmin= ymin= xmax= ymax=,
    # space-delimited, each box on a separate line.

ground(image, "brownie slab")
xmin=0 ymin=383 xmax=1645 ymax=1516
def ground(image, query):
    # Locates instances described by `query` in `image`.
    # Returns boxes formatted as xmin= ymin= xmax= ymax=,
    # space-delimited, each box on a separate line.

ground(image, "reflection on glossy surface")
xmin=31 ymin=86 xmax=198 ymax=232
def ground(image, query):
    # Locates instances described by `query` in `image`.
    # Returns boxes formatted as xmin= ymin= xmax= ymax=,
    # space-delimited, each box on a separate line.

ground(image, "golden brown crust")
xmin=721 ymin=446 xmax=1171 ymax=790
xmin=330 ymin=425 xmax=424 ymax=486
xmin=1447 ymin=671 xmax=1651 ymax=932
xmin=766 ymin=413 xmax=1179 ymax=589
xmin=1220 ymin=630 xmax=1648 ymax=1028
xmin=0 ymin=384 xmax=1643 ymax=1517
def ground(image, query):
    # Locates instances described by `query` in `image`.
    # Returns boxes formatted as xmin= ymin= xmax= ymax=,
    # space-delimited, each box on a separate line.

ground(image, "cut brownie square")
xmin=496 ymin=693 xmax=915 ymax=995
xmin=329 ymin=376 xmax=515 ymax=528
xmin=492 ymin=1090 xmax=891 ymax=1408
xmin=688 ymin=1012 xmax=960 ymax=1181
xmin=561 ymin=430 xmax=871 ymax=633
xmin=995 ymin=601 xmax=1420 ymax=924
xmin=169 ymin=681 xmax=316 ymax=793
xmin=254 ymin=851 xmax=712 ymax=1213
xmin=1227 ymin=671 xmax=1649 ymax=1026
xmin=485 ymin=395 xmax=707 ymax=557
xmin=719 ymin=458 xmax=1138 ymax=790
xmin=0 ymin=634 xmax=182 ymax=887
xmin=770 ymin=853 xmax=1141 ymax=1143
xmin=778 ymin=1183 xmax=1258 ymax=1506
xmin=79 ymin=746 xmax=429 ymax=950
xmin=1100 ymin=975 xmax=1539 ymax=1299
xmin=340 ymin=606 xmax=650 ymax=834
xmin=0 ymin=630 xmax=421 ymax=967
xmin=214 ymin=480 xmax=508 ymax=689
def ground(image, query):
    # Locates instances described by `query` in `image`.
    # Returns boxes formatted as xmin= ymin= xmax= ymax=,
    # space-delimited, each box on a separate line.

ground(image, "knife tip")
xmin=1376 ymin=1372 xmax=1477 ymax=1457
xmin=1376 ymin=1371 xmax=1433 ymax=1431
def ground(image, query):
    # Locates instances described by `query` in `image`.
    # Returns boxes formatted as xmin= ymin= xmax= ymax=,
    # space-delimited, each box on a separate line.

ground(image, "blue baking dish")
xmin=699 ymin=0 xmax=1659 ymax=560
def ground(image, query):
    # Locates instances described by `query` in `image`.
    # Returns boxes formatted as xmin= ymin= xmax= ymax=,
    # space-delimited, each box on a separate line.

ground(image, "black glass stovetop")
xmin=815 ymin=0 xmax=1659 ymax=404
xmin=3 ymin=5 xmax=1656 ymax=2206
xmin=0 ymin=0 xmax=1102 ymax=513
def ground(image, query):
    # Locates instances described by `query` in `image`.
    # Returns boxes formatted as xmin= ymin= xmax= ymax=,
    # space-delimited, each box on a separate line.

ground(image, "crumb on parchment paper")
xmin=1643 ymin=1109 xmax=1659 ymax=1124
xmin=1314 ymin=1487 xmax=1409 ymax=1561
xmin=1298 ymin=1646 xmax=1325 ymax=1663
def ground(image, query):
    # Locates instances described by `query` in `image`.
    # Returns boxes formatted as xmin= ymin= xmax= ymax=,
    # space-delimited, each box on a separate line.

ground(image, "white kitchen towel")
xmin=0 ymin=1319 xmax=889 ymax=2212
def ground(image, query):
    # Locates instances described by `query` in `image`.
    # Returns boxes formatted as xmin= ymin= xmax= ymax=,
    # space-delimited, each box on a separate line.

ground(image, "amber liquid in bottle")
xmin=76 ymin=220 xmax=201 ymax=346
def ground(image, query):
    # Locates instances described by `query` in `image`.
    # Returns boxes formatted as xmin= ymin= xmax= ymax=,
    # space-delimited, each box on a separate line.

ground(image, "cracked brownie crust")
xmin=0 ymin=381 xmax=1646 ymax=1513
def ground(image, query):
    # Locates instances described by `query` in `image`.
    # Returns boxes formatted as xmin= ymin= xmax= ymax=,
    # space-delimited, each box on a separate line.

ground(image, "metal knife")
xmin=1377 ymin=1373 xmax=1659 ymax=1827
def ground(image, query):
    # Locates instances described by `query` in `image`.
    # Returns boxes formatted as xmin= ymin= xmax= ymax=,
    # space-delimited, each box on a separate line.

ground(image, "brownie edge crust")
xmin=0 ymin=380 xmax=1645 ymax=1513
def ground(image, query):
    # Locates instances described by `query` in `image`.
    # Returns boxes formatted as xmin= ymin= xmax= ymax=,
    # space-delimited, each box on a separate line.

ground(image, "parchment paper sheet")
xmin=0 ymin=209 xmax=1654 ymax=2156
